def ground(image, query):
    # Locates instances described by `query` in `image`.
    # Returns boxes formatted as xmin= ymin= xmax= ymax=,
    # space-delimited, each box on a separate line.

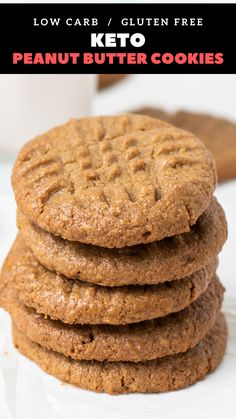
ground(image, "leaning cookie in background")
xmin=98 ymin=74 xmax=127 ymax=89
xmin=135 ymin=107 xmax=236 ymax=182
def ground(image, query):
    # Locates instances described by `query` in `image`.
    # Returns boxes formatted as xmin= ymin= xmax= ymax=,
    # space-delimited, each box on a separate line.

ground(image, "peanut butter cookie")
xmin=1 ymin=236 xmax=216 ymax=325
xmin=136 ymin=107 xmax=236 ymax=182
xmin=17 ymin=198 xmax=227 ymax=286
xmin=12 ymin=312 xmax=227 ymax=394
xmin=12 ymin=115 xmax=216 ymax=247
xmin=1 ymin=278 xmax=223 ymax=362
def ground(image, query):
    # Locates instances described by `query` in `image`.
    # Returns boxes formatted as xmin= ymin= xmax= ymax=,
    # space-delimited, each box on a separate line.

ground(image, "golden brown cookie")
xmin=17 ymin=198 xmax=227 ymax=286
xmin=98 ymin=74 xmax=127 ymax=89
xmin=136 ymin=107 xmax=236 ymax=182
xmin=12 ymin=114 xmax=216 ymax=248
xmin=0 ymin=236 xmax=217 ymax=325
xmin=12 ymin=312 xmax=227 ymax=394
xmin=1 ymin=278 xmax=223 ymax=362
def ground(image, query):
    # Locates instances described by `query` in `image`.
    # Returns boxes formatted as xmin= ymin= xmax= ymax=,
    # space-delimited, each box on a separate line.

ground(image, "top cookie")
xmin=12 ymin=114 xmax=216 ymax=247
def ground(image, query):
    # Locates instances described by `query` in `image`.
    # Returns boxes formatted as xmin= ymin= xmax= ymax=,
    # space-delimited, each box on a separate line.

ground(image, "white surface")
xmin=0 ymin=74 xmax=236 ymax=418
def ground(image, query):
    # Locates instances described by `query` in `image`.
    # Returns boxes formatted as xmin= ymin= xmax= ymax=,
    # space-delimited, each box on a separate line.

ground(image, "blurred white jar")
xmin=0 ymin=74 xmax=96 ymax=156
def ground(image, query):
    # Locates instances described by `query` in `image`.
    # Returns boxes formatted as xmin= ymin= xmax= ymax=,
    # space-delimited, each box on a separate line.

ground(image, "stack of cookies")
xmin=0 ymin=114 xmax=227 ymax=395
